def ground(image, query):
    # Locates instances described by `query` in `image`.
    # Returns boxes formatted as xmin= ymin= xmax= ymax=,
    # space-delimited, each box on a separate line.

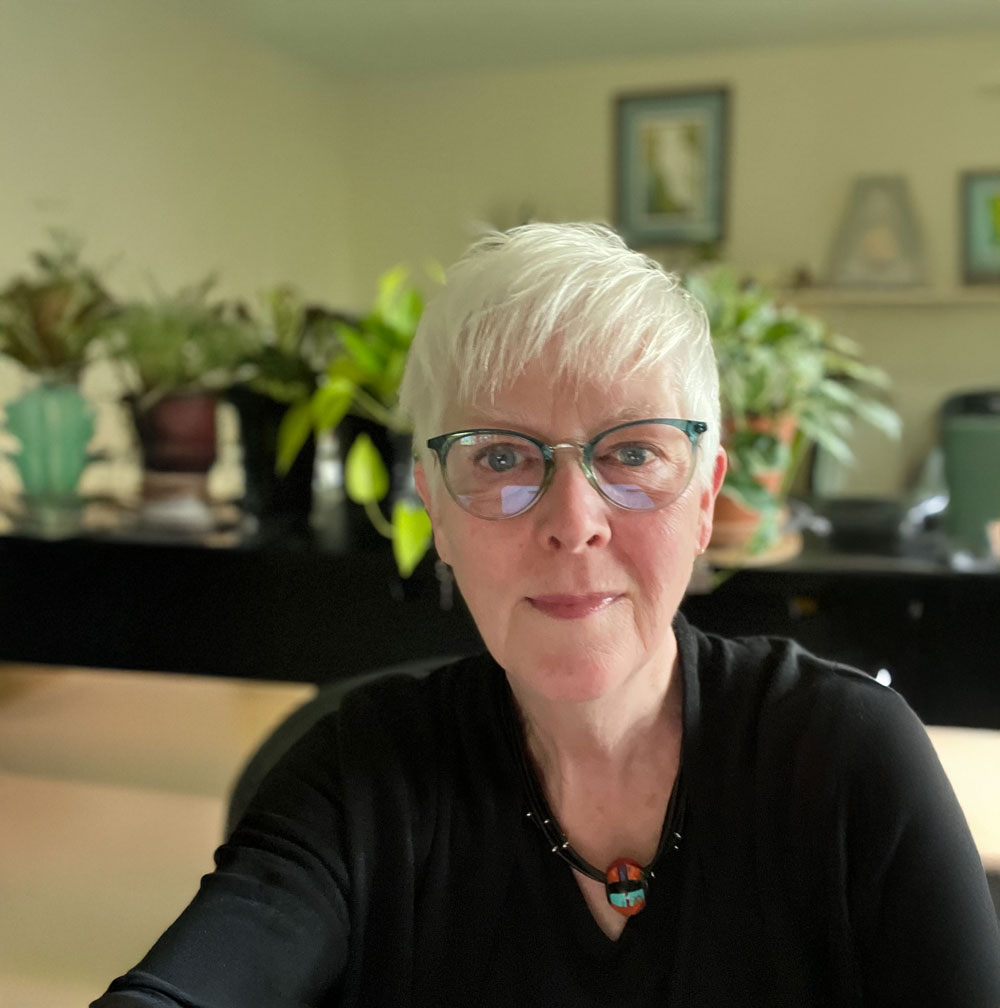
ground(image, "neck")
xmin=510 ymin=637 xmax=682 ymax=802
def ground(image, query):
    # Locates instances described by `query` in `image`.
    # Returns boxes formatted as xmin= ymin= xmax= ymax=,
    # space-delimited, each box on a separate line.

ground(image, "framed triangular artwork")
xmin=824 ymin=175 xmax=926 ymax=287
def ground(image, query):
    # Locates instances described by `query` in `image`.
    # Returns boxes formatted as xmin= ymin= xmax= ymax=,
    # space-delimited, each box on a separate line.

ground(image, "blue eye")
xmin=473 ymin=444 xmax=524 ymax=473
xmin=615 ymin=444 xmax=650 ymax=467
xmin=486 ymin=447 xmax=518 ymax=472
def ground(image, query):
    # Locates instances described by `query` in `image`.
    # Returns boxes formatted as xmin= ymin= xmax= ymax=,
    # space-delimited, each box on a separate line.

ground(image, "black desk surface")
xmin=2 ymin=523 xmax=998 ymax=729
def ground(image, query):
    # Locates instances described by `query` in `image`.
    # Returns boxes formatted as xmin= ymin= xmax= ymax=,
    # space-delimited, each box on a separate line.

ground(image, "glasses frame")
xmin=426 ymin=417 xmax=708 ymax=519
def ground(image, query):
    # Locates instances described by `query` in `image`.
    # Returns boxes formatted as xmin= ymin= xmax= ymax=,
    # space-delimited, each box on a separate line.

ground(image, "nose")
xmin=533 ymin=444 xmax=611 ymax=552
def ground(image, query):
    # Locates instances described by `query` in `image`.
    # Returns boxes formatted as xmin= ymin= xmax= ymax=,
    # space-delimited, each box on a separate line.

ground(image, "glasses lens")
xmin=591 ymin=422 xmax=695 ymax=510
xmin=443 ymin=432 xmax=546 ymax=518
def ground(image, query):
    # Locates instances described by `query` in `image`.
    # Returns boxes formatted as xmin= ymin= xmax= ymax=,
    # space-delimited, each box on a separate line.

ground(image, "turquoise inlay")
xmin=609 ymin=889 xmax=645 ymax=908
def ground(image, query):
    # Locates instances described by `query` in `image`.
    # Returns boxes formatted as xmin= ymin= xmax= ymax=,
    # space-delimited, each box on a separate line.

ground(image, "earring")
xmin=435 ymin=558 xmax=454 ymax=611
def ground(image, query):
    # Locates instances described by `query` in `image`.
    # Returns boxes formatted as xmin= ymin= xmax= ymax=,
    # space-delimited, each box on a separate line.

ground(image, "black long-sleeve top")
xmin=92 ymin=615 xmax=1000 ymax=1006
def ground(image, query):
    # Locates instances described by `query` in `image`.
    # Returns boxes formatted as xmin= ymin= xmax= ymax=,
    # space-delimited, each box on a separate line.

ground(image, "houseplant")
xmin=276 ymin=264 xmax=435 ymax=576
xmin=0 ymin=235 xmax=116 ymax=534
xmin=102 ymin=277 xmax=257 ymax=527
xmin=227 ymin=285 xmax=342 ymax=534
xmin=684 ymin=266 xmax=900 ymax=554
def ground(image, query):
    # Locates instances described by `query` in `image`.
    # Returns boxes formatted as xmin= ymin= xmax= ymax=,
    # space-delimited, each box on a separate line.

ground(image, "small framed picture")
xmin=961 ymin=170 xmax=1000 ymax=284
xmin=614 ymin=88 xmax=728 ymax=246
xmin=824 ymin=175 xmax=926 ymax=287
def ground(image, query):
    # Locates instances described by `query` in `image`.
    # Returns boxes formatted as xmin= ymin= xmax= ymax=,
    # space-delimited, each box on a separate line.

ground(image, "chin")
xmin=508 ymin=646 xmax=633 ymax=705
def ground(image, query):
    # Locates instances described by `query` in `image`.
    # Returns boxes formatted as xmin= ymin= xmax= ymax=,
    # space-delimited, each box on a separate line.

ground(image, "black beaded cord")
xmin=500 ymin=679 xmax=686 ymax=898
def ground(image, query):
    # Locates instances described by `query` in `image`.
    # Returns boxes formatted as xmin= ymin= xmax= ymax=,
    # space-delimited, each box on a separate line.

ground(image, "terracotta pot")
xmin=710 ymin=494 xmax=792 ymax=550
xmin=710 ymin=413 xmax=796 ymax=552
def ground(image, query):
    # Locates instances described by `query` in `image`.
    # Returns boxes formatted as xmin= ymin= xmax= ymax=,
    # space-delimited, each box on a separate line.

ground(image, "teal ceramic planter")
xmin=4 ymin=380 xmax=95 ymax=536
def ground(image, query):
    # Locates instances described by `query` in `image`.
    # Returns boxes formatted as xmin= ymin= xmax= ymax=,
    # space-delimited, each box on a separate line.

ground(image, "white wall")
xmin=339 ymin=34 xmax=1000 ymax=289
xmin=0 ymin=0 xmax=356 ymax=303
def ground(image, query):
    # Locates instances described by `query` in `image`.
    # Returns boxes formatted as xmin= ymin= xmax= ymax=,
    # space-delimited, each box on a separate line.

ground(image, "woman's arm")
xmin=91 ymin=717 xmax=352 ymax=1007
xmin=845 ymin=686 xmax=1000 ymax=1005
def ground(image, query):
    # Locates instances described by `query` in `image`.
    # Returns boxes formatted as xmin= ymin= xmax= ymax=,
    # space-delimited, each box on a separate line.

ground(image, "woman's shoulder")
xmin=687 ymin=616 xmax=900 ymax=700
xmin=679 ymin=617 xmax=925 ymax=765
xmin=336 ymin=652 xmax=501 ymax=736
xmin=288 ymin=652 xmax=507 ymax=785
xmin=233 ymin=652 xmax=505 ymax=841
xmin=677 ymin=617 xmax=950 ymax=849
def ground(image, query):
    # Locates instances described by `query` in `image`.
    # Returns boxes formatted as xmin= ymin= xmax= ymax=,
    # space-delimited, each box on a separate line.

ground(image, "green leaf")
xmin=391 ymin=499 xmax=433 ymax=577
xmin=815 ymin=378 xmax=858 ymax=406
xmin=344 ymin=433 xmax=390 ymax=504
xmin=275 ymin=400 xmax=313 ymax=475
xmin=853 ymin=398 xmax=903 ymax=438
xmin=746 ymin=507 xmax=781 ymax=554
xmin=389 ymin=287 xmax=424 ymax=337
xmin=375 ymin=264 xmax=410 ymax=316
xmin=325 ymin=355 xmax=367 ymax=387
xmin=807 ymin=427 xmax=854 ymax=465
xmin=310 ymin=376 xmax=354 ymax=431
xmin=337 ymin=324 xmax=384 ymax=378
xmin=372 ymin=347 xmax=408 ymax=403
xmin=721 ymin=470 xmax=778 ymax=512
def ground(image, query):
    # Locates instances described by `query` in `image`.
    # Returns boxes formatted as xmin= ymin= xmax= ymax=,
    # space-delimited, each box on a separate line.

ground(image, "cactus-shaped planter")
xmin=4 ymin=380 xmax=95 ymax=536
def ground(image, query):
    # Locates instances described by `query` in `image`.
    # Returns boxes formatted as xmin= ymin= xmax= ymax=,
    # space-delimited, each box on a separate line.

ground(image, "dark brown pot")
xmin=128 ymin=393 xmax=219 ymax=474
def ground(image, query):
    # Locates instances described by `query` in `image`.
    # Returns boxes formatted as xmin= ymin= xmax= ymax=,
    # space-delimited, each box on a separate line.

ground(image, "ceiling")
xmin=201 ymin=0 xmax=1000 ymax=77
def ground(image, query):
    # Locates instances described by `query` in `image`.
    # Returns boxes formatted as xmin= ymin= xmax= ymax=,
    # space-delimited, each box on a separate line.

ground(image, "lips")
xmin=527 ymin=593 xmax=620 ymax=619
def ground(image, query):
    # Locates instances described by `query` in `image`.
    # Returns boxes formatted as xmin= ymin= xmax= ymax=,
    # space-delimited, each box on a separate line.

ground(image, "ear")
xmin=414 ymin=460 xmax=453 ymax=566
xmin=413 ymin=460 xmax=435 ymax=519
xmin=696 ymin=448 xmax=727 ymax=553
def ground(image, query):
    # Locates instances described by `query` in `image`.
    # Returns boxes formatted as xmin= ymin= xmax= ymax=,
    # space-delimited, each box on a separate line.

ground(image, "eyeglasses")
xmin=426 ymin=418 xmax=708 ymax=520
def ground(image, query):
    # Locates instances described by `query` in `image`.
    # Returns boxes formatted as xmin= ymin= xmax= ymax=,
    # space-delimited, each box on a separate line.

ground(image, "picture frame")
xmin=614 ymin=88 xmax=728 ymax=246
xmin=961 ymin=170 xmax=1000 ymax=284
xmin=824 ymin=175 xmax=926 ymax=288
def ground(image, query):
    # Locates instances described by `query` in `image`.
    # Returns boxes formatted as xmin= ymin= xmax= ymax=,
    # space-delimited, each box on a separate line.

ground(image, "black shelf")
xmin=2 ymin=527 xmax=998 ymax=729
xmin=0 ymin=531 xmax=483 ymax=683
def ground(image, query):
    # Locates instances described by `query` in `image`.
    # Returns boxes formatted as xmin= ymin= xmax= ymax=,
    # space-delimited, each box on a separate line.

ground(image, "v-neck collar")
xmin=496 ymin=611 xmax=702 ymax=953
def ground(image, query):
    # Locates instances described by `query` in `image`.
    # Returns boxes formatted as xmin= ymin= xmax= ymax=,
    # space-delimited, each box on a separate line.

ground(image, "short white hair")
xmin=398 ymin=222 xmax=720 ymax=488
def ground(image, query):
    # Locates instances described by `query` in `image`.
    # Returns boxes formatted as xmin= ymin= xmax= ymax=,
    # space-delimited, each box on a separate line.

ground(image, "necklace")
xmin=502 ymin=684 xmax=686 ymax=918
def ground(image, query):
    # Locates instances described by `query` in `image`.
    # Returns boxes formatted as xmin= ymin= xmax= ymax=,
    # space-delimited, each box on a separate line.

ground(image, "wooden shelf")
xmin=779 ymin=286 xmax=1000 ymax=308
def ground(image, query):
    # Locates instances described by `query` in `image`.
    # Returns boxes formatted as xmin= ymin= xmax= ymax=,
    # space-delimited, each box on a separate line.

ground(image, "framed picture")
xmin=961 ymin=170 xmax=1000 ymax=284
xmin=614 ymin=88 xmax=728 ymax=246
xmin=824 ymin=175 xmax=926 ymax=287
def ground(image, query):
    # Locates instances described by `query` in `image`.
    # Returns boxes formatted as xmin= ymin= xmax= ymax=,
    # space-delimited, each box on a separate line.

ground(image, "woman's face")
xmin=415 ymin=357 xmax=726 ymax=706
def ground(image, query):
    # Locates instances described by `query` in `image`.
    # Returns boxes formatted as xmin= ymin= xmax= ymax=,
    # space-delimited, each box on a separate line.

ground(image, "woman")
xmin=94 ymin=223 xmax=1000 ymax=1006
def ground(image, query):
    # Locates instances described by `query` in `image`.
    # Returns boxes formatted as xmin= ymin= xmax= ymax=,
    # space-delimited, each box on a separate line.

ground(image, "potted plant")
xmin=276 ymin=264 xmax=436 ymax=576
xmin=226 ymin=285 xmax=342 ymax=535
xmin=684 ymin=267 xmax=900 ymax=555
xmin=102 ymin=277 xmax=257 ymax=527
xmin=0 ymin=234 xmax=116 ymax=535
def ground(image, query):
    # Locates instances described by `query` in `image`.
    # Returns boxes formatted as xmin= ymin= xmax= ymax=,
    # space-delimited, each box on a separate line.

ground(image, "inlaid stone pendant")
xmin=604 ymin=857 xmax=648 ymax=916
